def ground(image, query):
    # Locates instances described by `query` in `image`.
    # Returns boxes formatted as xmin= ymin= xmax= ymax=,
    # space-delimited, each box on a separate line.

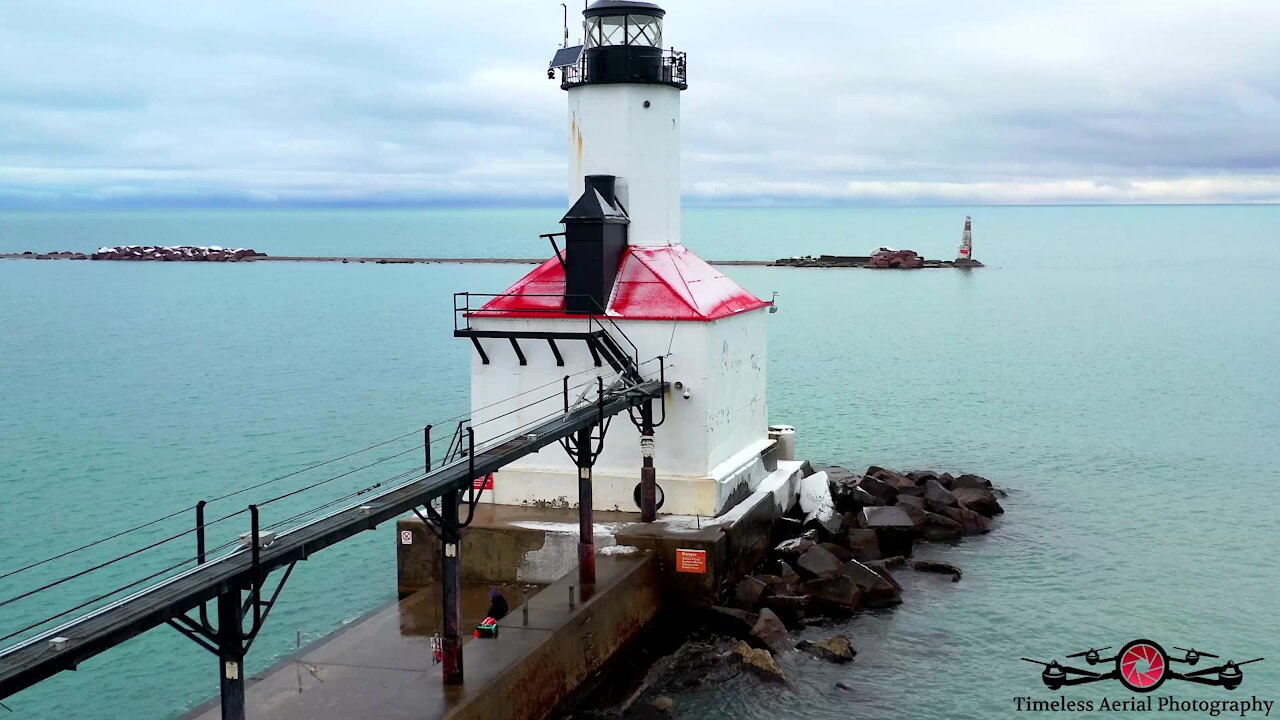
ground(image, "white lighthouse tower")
xmin=957 ymin=216 xmax=973 ymax=262
xmin=454 ymin=0 xmax=775 ymax=517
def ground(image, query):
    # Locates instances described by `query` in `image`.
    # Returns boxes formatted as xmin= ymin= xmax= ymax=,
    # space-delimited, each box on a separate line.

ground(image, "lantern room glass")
xmin=585 ymin=14 xmax=662 ymax=48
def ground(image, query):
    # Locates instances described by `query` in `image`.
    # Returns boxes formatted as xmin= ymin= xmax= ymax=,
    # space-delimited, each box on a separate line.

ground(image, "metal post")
xmin=640 ymin=401 xmax=656 ymax=522
xmin=576 ymin=426 xmax=596 ymax=585
xmin=440 ymin=490 xmax=463 ymax=685
xmin=216 ymin=590 xmax=246 ymax=720
xmin=196 ymin=501 xmax=207 ymax=564
xmin=424 ymin=425 xmax=432 ymax=472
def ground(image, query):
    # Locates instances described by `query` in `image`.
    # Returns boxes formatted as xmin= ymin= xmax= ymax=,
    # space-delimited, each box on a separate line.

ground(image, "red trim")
xmin=479 ymin=245 xmax=769 ymax=322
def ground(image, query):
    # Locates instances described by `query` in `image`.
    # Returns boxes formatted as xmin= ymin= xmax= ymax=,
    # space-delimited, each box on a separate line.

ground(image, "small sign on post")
xmin=675 ymin=548 xmax=707 ymax=574
xmin=400 ymin=530 xmax=414 ymax=545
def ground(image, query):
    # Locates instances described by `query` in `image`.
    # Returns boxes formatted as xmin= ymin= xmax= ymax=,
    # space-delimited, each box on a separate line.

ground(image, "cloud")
xmin=2 ymin=0 xmax=1279 ymax=206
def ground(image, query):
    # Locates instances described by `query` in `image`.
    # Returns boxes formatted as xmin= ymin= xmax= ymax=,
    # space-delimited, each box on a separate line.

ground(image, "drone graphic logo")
xmin=1022 ymin=639 xmax=1264 ymax=693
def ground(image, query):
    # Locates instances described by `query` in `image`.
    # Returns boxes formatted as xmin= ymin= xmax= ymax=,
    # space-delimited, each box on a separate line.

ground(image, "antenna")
xmin=562 ymin=3 xmax=569 ymax=47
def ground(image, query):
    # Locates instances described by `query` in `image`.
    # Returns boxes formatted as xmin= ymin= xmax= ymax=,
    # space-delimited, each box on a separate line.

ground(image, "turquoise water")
xmin=1 ymin=206 xmax=1279 ymax=719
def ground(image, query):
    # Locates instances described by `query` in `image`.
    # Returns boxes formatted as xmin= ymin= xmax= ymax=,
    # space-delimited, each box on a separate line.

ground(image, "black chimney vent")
xmin=560 ymin=175 xmax=629 ymax=314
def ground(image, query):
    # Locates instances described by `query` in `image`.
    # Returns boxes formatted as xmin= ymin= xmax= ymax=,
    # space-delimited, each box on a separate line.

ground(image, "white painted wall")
xmin=568 ymin=84 xmax=681 ymax=247
xmin=466 ymin=308 xmax=771 ymax=515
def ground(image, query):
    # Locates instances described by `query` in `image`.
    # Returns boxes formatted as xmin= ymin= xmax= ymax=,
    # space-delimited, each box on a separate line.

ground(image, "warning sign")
xmin=675 ymin=548 xmax=707 ymax=574
xmin=473 ymin=474 xmax=494 ymax=491
xmin=399 ymin=530 xmax=413 ymax=545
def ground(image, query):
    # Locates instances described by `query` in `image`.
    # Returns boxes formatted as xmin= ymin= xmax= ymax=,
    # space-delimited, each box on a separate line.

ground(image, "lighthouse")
xmin=957 ymin=216 xmax=973 ymax=262
xmin=454 ymin=0 xmax=776 ymax=518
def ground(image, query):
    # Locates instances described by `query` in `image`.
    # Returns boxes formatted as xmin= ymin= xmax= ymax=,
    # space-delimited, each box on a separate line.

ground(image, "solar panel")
xmin=548 ymin=45 xmax=584 ymax=69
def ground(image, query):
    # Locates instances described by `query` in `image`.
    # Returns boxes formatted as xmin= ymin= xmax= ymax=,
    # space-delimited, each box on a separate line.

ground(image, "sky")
xmin=3 ymin=0 xmax=1280 ymax=207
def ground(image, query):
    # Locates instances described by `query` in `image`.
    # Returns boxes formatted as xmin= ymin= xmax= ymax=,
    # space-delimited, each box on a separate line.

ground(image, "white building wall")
xmin=466 ymin=309 xmax=771 ymax=516
xmin=704 ymin=310 xmax=770 ymax=471
xmin=568 ymin=84 xmax=681 ymax=247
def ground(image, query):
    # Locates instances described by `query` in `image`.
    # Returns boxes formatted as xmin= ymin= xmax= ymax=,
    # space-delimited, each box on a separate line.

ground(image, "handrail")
xmin=453 ymin=292 xmax=642 ymax=382
xmin=560 ymin=48 xmax=687 ymax=88
xmin=0 ymin=377 xmax=666 ymax=700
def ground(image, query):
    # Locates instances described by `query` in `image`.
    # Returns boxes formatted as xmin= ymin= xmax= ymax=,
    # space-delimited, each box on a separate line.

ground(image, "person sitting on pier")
xmin=474 ymin=588 xmax=509 ymax=639
xmin=486 ymin=587 xmax=509 ymax=620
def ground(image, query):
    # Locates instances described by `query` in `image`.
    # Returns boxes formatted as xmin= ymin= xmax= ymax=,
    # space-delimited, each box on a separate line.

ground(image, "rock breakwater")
xmin=90 ymin=245 xmax=266 ymax=261
xmin=581 ymin=466 xmax=1008 ymax=717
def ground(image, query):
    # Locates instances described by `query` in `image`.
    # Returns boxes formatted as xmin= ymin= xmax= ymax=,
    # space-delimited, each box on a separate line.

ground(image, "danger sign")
xmin=473 ymin=474 xmax=494 ymax=491
xmin=675 ymin=548 xmax=707 ymax=574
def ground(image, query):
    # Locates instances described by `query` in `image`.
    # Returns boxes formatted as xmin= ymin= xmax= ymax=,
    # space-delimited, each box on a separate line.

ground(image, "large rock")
xmin=861 ymin=506 xmax=916 ymax=557
xmin=801 ymin=576 xmax=863 ymax=614
xmin=941 ymin=506 xmax=991 ymax=535
xmin=750 ymin=609 xmax=792 ymax=654
xmin=822 ymin=466 xmax=873 ymax=513
xmin=799 ymin=471 xmax=840 ymax=534
xmin=864 ymin=561 xmax=902 ymax=591
xmin=855 ymin=475 xmax=900 ymax=503
xmin=919 ymin=511 xmax=963 ymax=541
xmin=762 ymin=594 xmax=810 ymax=627
xmin=706 ymin=606 xmax=759 ymax=639
xmin=778 ymin=561 xmax=802 ymax=587
xmin=797 ymin=634 xmax=855 ymax=663
xmin=850 ymin=486 xmax=886 ymax=507
xmin=734 ymin=641 xmax=787 ymax=682
xmin=818 ymin=465 xmax=861 ymax=486
xmin=907 ymin=470 xmax=942 ymax=486
xmin=871 ymin=555 xmax=906 ymax=570
xmin=797 ymin=545 xmax=844 ymax=579
xmin=818 ymin=542 xmax=853 ymax=563
xmin=754 ymin=573 xmax=786 ymax=591
xmin=859 ymin=505 xmax=914 ymax=529
xmin=910 ymin=559 xmax=963 ymax=582
xmin=895 ymin=501 xmax=926 ymax=527
xmin=923 ymin=479 xmax=959 ymax=513
xmin=953 ymin=487 xmax=1004 ymax=517
xmin=896 ymin=495 xmax=925 ymax=511
xmin=864 ymin=466 xmax=916 ymax=490
xmin=951 ymin=473 xmax=992 ymax=490
xmin=842 ymin=560 xmax=902 ymax=607
xmin=733 ymin=577 xmax=768 ymax=611
xmin=844 ymin=529 xmax=881 ymax=561
xmin=773 ymin=537 xmax=814 ymax=559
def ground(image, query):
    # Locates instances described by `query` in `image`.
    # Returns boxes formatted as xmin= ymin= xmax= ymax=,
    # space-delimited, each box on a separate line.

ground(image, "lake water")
xmin=1 ymin=206 xmax=1278 ymax=719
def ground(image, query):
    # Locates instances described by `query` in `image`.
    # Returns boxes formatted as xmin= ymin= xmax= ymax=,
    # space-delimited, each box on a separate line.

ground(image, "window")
xmin=588 ymin=14 xmax=662 ymax=47
xmin=626 ymin=15 xmax=661 ymax=47
xmin=599 ymin=15 xmax=626 ymax=46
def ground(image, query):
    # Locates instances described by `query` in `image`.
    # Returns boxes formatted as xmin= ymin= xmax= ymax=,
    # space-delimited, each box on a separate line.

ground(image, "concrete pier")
xmin=185 ymin=460 xmax=807 ymax=720
xmin=185 ymin=555 xmax=659 ymax=720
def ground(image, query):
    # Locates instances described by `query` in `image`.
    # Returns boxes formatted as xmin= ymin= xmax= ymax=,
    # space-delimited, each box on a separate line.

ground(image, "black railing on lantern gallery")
xmin=560 ymin=49 xmax=687 ymax=90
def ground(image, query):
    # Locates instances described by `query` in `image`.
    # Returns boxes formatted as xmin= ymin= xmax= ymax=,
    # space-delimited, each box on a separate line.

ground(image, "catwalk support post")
xmin=440 ymin=490 xmax=463 ymax=685
xmin=639 ymin=401 xmax=656 ymax=522
xmin=575 ymin=426 xmax=596 ymax=585
xmin=216 ymin=589 xmax=246 ymax=720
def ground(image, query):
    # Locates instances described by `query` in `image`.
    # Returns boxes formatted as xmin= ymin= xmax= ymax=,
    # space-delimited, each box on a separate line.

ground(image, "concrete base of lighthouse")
xmin=485 ymin=437 xmax=776 ymax=518
xmin=399 ymin=458 xmax=810 ymax=598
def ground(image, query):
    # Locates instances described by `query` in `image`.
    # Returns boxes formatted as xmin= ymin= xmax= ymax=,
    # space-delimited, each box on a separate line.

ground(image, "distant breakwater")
xmin=3 ymin=248 xmax=981 ymax=268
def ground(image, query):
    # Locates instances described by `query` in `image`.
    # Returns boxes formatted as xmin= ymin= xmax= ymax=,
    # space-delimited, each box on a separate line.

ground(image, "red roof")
xmin=479 ymin=245 xmax=770 ymax=322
